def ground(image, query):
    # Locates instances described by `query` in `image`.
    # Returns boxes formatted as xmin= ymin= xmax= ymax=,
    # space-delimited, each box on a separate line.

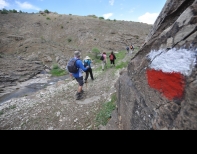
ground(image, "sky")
xmin=0 ymin=0 xmax=166 ymax=24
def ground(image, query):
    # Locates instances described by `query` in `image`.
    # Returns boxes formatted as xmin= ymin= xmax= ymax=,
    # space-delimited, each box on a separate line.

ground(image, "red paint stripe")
xmin=146 ymin=69 xmax=185 ymax=100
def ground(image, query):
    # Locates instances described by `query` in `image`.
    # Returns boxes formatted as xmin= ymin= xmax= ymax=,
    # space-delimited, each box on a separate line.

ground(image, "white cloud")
xmin=0 ymin=0 xmax=9 ymax=9
xmin=103 ymin=13 xmax=113 ymax=19
xmin=109 ymin=0 xmax=114 ymax=6
xmin=138 ymin=12 xmax=159 ymax=24
xmin=15 ymin=1 xmax=40 ymax=11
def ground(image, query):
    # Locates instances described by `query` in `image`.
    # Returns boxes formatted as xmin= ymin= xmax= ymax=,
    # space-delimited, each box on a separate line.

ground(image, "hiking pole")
xmin=86 ymin=80 xmax=88 ymax=90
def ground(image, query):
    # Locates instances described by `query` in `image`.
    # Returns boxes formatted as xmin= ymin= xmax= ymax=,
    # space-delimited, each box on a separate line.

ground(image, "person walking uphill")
xmin=67 ymin=51 xmax=90 ymax=100
xmin=83 ymin=56 xmax=94 ymax=83
xmin=101 ymin=52 xmax=107 ymax=71
xmin=109 ymin=51 xmax=116 ymax=67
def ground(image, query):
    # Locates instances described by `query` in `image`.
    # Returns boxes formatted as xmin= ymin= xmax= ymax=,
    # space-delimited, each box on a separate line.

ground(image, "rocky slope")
xmin=0 ymin=12 xmax=151 ymax=96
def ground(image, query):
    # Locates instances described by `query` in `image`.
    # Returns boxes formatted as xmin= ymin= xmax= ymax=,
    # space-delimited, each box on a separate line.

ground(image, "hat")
xmin=85 ymin=56 xmax=91 ymax=60
xmin=74 ymin=51 xmax=81 ymax=58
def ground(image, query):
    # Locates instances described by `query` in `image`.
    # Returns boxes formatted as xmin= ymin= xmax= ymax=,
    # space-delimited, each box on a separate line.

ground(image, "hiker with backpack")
xmin=109 ymin=51 xmax=116 ymax=67
xmin=101 ymin=52 xmax=107 ymax=71
xmin=130 ymin=44 xmax=134 ymax=51
xmin=66 ymin=51 xmax=90 ymax=100
xmin=83 ymin=56 xmax=94 ymax=83
xmin=126 ymin=46 xmax=129 ymax=53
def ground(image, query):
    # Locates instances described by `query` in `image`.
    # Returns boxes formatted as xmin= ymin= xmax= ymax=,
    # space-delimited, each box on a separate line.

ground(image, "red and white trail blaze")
xmin=146 ymin=48 xmax=196 ymax=100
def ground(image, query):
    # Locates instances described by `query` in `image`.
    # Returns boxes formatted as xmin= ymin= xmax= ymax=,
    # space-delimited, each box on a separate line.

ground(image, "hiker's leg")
xmin=89 ymin=68 xmax=94 ymax=80
xmin=76 ymin=77 xmax=84 ymax=93
xmin=84 ymin=71 xmax=89 ymax=81
xmin=102 ymin=61 xmax=104 ymax=70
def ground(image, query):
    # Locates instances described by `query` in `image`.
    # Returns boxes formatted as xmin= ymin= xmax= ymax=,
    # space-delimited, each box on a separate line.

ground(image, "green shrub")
xmin=50 ymin=64 xmax=67 ymax=76
xmin=1 ymin=9 xmax=8 ymax=14
xmin=95 ymin=94 xmax=117 ymax=126
xmin=61 ymin=26 xmax=64 ymax=29
xmin=99 ymin=17 xmax=104 ymax=20
xmin=68 ymin=38 xmax=72 ymax=43
xmin=13 ymin=9 xmax=17 ymax=13
xmin=46 ymin=17 xmax=51 ymax=20
xmin=92 ymin=48 xmax=100 ymax=59
xmin=88 ymin=15 xmax=97 ymax=18
xmin=44 ymin=9 xmax=50 ymax=13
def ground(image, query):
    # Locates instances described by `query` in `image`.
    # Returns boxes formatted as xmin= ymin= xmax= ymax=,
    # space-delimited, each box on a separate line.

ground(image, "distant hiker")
xmin=130 ymin=44 xmax=134 ymax=51
xmin=83 ymin=56 xmax=94 ymax=83
xmin=126 ymin=46 xmax=129 ymax=53
xmin=109 ymin=51 xmax=116 ymax=67
xmin=67 ymin=51 xmax=90 ymax=100
xmin=101 ymin=52 xmax=107 ymax=71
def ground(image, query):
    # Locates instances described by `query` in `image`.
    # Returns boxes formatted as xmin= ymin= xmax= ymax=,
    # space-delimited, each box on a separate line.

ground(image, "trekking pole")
xmin=86 ymin=80 xmax=88 ymax=90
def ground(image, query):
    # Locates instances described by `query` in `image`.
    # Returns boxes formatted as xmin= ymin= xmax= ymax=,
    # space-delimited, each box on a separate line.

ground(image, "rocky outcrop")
xmin=0 ymin=55 xmax=44 ymax=96
xmin=112 ymin=0 xmax=197 ymax=130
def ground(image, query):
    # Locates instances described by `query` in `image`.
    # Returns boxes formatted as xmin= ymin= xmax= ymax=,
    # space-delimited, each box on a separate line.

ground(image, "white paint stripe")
xmin=147 ymin=48 xmax=196 ymax=76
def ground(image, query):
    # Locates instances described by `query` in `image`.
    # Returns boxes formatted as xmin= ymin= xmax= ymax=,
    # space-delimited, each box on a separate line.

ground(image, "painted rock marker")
xmin=146 ymin=48 xmax=196 ymax=100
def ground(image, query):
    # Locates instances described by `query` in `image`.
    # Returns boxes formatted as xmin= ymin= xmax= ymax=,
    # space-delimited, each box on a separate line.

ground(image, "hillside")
xmin=0 ymin=12 xmax=151 ymax=130
xmin=0 ymin=12 xmax=151 ymax=91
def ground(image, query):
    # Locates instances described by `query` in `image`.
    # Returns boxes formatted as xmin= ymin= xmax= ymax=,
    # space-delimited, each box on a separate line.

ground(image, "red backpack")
xmin=110 ymin=54 xmax=114 ymax=60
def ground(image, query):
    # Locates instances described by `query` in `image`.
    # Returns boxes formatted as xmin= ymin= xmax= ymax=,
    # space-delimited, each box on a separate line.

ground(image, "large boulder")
xmin=110 ymin=0 xmax=197 ymax=130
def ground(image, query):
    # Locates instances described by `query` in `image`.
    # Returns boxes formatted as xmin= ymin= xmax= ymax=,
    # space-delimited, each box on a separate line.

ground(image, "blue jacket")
xmin=72 ymin=58 xmax=88 ymax=78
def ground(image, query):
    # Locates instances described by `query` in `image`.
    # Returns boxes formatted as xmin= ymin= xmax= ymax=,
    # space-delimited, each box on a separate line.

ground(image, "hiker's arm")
xmin=78 ymin=60 xmax=88 ymax=71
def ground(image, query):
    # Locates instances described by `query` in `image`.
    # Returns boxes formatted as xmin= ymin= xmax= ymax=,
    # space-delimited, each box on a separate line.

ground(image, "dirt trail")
xmin=0 ymin=53 xmax=131 ymax=130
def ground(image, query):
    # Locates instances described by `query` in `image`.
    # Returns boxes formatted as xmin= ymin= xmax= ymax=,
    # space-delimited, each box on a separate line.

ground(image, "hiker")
xmin=126 ymin=46 xmax=129 ymax=53
xmin=109 ymin=51 xmax=116 ymax=67
xmin=83 ymin=56 xmax=94 ymax=83
xmin=67 ymin=51 xmax=90 ymax=100
xmin=130 ymin=44 xmax=134 ymax=51
xmin=101 ymin=52 xmax=107 ymax=71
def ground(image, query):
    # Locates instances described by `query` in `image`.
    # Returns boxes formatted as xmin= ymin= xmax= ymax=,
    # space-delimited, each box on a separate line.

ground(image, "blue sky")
xmin=0 ymin=0 xmax=166 ymax=24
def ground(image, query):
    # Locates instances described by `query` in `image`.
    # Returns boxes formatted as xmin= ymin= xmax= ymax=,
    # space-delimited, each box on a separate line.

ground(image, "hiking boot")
xmin=75 ymin=90 xmax=84 ymax=96
xmin=76 ymin=92 xmax=83 ymax=100
xmin=84 ymin=80 xmax=87 ymax=83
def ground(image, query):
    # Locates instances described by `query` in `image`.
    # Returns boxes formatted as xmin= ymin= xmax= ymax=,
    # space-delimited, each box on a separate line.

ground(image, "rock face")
xmin=112 ymin=0 xmax=197 ymax=130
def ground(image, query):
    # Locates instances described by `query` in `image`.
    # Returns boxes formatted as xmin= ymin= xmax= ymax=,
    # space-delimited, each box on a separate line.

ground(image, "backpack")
xmin=67 ymin=58 xmax=79 ymax=73
xmin=84 ymin=59 xmax=89 ymax=67
xmin=100 ymin=55 xmax=104 ymax=61
xmin=126 ymin=47 xmax=129 ymax=50
xmin=110 ymin=54 xmax=114 ymax=60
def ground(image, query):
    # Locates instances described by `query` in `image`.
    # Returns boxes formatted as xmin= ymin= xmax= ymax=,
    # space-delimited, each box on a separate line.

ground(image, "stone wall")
xmin=110 ymin=0 xmax=197 ymax=130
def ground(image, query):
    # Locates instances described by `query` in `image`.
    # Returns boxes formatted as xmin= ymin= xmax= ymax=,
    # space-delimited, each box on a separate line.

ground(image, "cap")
xmin=85 ymin=56 xmax=91 ymax=60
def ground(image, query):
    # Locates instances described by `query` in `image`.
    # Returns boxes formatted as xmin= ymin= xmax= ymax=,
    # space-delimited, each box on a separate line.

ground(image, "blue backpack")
xmin=84 ymin=59 xmax=90 ymax=67
xmin=67 ymin=58 xmax=79 ymax=73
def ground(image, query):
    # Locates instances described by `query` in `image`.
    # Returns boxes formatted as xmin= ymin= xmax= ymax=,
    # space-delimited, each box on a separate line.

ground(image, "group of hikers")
xmin=67 ymin=44 xmax=134 ymax=100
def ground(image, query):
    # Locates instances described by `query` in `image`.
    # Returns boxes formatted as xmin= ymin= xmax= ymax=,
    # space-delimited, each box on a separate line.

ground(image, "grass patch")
xmin=95 ymin=94 xmax=117 ymax=127
xmin=9 ymin=105 xmax=16 ymax=110
xmin=115 ymin=50 xmax=127 ymax=60
xmin=50 ymin=64 xmax=67 ymax=76
xmin=115 ymin=61 xmax=128 ymax=69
